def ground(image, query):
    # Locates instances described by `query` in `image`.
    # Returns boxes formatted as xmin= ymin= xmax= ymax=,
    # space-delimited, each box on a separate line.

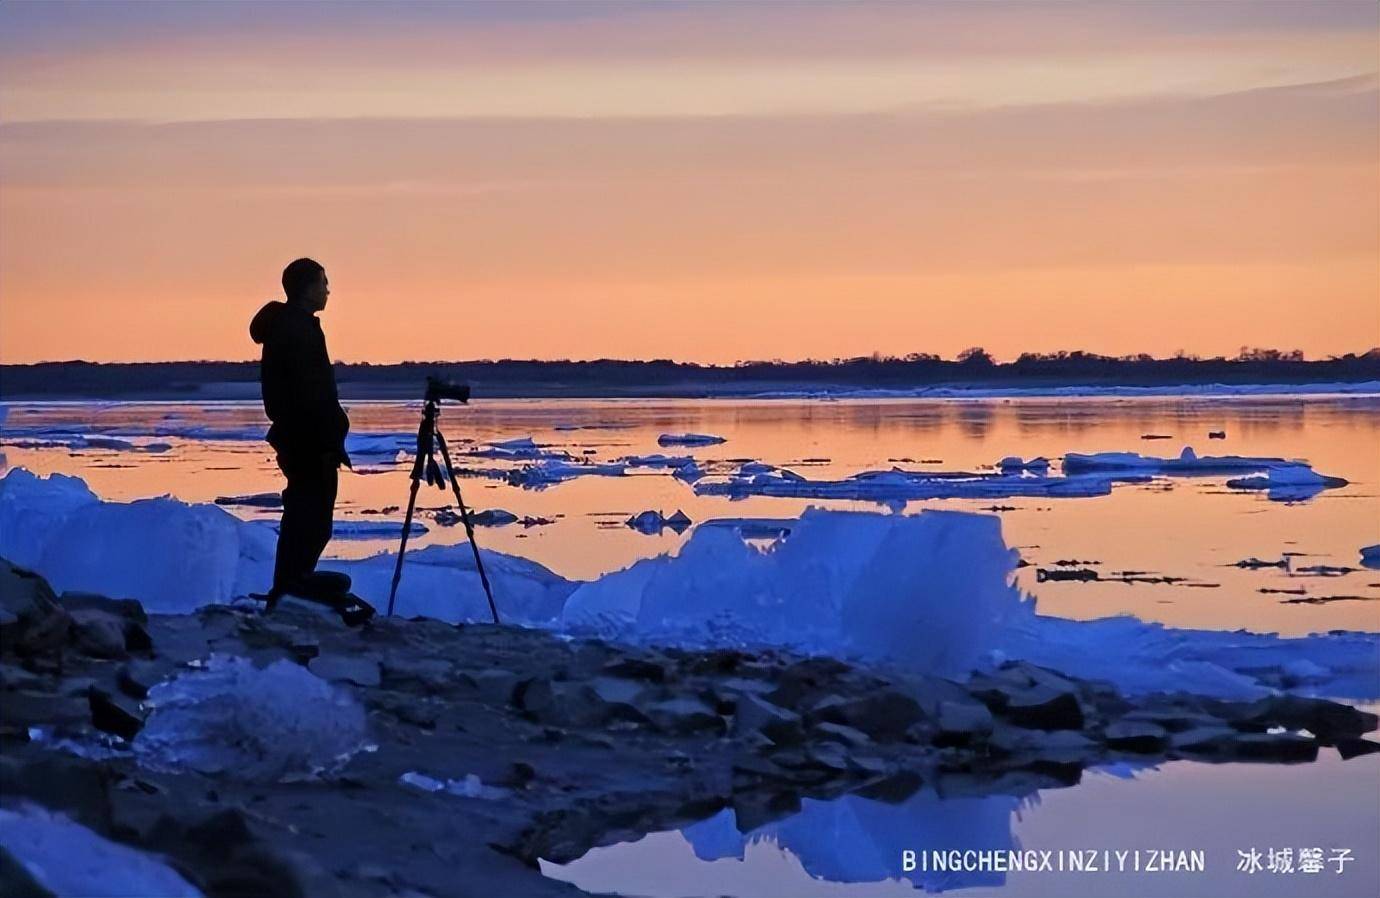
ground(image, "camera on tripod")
xmin=389 ymin=376 xmax=499 ymax=623
xmin=425 ymin=376 xmax=470 ymax=405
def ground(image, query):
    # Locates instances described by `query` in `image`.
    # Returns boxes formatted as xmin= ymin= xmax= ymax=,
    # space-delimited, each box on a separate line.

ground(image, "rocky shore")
xmin=3 ymin=557 xmax=1377 ymax=898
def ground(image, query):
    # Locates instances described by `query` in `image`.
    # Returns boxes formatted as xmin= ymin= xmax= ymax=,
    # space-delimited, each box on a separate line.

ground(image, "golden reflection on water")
xmin=3 ymin=396 xmax=1378 ymax=638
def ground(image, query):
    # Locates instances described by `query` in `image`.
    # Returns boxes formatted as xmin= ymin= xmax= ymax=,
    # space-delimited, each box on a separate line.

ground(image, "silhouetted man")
xmin=250 ymin=258 xmax=351 ymax=605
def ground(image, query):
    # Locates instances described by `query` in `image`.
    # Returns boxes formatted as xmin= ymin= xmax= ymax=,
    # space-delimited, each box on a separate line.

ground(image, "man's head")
xmin=282 ymin=258 xmax=329 ymax=312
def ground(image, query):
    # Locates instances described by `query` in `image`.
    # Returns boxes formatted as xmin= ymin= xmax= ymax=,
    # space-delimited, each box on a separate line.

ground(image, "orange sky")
xmin=1 ymin=1 xmax=1377 ymax=364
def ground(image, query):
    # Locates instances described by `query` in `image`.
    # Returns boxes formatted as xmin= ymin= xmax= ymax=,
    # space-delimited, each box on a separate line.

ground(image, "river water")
xmin=2 ymin=393 xmax=1378 ymax=896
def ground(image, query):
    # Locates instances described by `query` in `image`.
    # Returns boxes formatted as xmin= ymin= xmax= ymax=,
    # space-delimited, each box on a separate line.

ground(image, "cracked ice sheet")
xmin=1 ymin=468 xmax=1375 ymax=702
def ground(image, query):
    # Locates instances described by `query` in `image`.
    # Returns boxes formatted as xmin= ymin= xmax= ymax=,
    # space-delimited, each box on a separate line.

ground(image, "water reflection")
xmin=543 ymin=755 xmax=1379 ymax=898
xmin=2 ymin=396 xmax=1377 ymax=635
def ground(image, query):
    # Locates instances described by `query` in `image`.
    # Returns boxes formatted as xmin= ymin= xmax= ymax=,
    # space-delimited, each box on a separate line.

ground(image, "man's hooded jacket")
xmin=250 ymin=300 xmax=350 ymax=463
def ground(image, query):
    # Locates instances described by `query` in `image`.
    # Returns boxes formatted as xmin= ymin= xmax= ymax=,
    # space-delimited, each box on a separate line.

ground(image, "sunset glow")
xmin=2 ymin=0 xmax=1376 ymax=363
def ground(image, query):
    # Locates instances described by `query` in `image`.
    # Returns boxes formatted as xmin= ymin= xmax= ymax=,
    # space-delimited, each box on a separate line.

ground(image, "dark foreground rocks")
xmin=1 ymin=557 xmax=1376 ymax=897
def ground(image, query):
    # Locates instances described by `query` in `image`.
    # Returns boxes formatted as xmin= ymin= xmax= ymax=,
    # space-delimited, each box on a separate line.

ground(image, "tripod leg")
xmin=386 ymin=474 xmax=424 ymax=617
xmin=435 ymin=431 xmax=500 ymax=624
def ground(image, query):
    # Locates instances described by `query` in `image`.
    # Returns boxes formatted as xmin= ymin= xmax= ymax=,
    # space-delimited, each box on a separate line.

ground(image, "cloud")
xmin=3 ymin=77 xmax=1373 ymax=190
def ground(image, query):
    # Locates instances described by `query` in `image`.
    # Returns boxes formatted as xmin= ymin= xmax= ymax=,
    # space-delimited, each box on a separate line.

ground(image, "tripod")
xmin=387 ymin=388 xmax=499 ymax=623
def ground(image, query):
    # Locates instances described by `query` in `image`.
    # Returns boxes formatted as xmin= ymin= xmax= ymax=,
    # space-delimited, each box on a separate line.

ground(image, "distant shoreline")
xmin=2 ymin=355 xmax=1377 ymax=402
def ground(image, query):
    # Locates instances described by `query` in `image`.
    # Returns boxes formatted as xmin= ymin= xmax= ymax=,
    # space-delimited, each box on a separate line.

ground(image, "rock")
xmin=1002 ymin=662 xmax=1082 ymax=696
xmin=682 ymin=648 xmax=748 ymax=676
xmin=0 ymin=662 xmax=43 ymax=691
xmin=59 ymin=676 xmax=97 ymax=697
xmin=70 ymin=609 xmax=128 ymax=659
xmin=59 ymin=592 xmax=147 ymax=624
xmin=1121 ymin=708 xmax=1223 ymax=733
xmin=847 ymin=754 xmax=891 ymax=777
xmin=516 ymin=678 xmax=645 ymax=728
xmin=185 ymin=808 xmax=256 ymax=850
xmin=732 ymin=693 xmax=804 ymax=746
xmin=513 ymin=677 xmax=555 ymax=715
xmin=122 ymin=620 xmax=152 ymax=653
xmin=1231 ymin=732 xmax=1318 ymax=762
xmin=807 ymin=690 xmax=923 ymax=741
xmin=1169 ymin=726 xmax=1238 ymax=754
xmin=203 ymin=845 xmax=330 ymax=898
xmin=1235 ymin=695 xmax=1379 ymax=744
xmin=803 ymin=742 xmax=851 ymax=774
xmin=731 ymin=790 xmax=801 ymax=832
xmin=0 ymin=755 xmax=114 ymax=830
xmin=998 ymin=686 xmax=1084 ymax=731
xmin=88 ymin=686 xmax=144 ymax=740
xmin=1336 ymin=738 xmax=1380 ymax=760
xmin=1103 ymin=720 xmax=1168 ymax=752
xmin=600 ymin=657 xmax=668 ymax=682
xmin=812 ymin=722 xmax=871 ymax=748
xmin=911 ymin=675 xmax=981 ymax=716
xmin=731 ymin=753 xmax=790 ymax=783
xmin=290 ymin=639 xmax=320 ymax=664
xmin=380 ymin=657 xmax=453 ymax=693
xmin=586 ymin=676 xmax=650 ymax=720
xmin=6 ymin=689 xmax=89 ymax=729
xmin=990 ymin=725 xmax=1097 ymax=762
xmin=717 ymin=676 xmax=774 ymax=696
xmin=117 ymin=660 xmax=172 ymax=699
xmin=0 ymin=561 xmax=71 ymax=656
xmin=765 ymin=657 xmax=851 ymax=710
xmin=0 ymin=843 xmax=55 ymax=897
xmin=470 ymin=669 xmax=521 ymax=706
xmin=852 ymin=770 xmax=923 ymax=803
xmin=370 ymin=692 xmax=438 ymax=729
xmin=308 ymin=655 xmax=382 ymax=688
xmin=935 ymin=700 xmax=994 ymax=746
xmin=645 ymin=698 xmax=725 ymax=736
xmin=498 ymin=761 xmax=537 ymax=789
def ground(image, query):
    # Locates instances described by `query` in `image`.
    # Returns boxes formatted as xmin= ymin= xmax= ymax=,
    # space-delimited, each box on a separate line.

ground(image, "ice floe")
xmin=0 ymin=432 xmax=173 ymax=453
xmin=1226 ymin=464 xmax=1348 ymax=501
xmin=133 ymin=654 xmax=367 ymax=782
xmin=693 ymin=447 xmax=1345 ymax=505
xmin=694 ymin=465 xmax=1114 ymax=502
xmin=214 ymin=492 xmax=283 ymax=509
xmin=672 ymin=461 xmax=706 ymax=483
xmin=622 ymin=453 xmax=697 ymax=469
xmin=658 ymin=432 xmax=727 ymax=447
xmin=508 ymin=459 xmax=626 ymax=488
xmin=625 ymin=509 xmax=692 ymax=535
xmin=0 ymin=469 xmax=570 ymax=620
xmin=344 ymin=432 xmax=415 ymax=463
xmin=561 ymin=507 xmax=1378 ymax=700
xmin=467 ymin=436 xmax=569 ymax=461
xmin=0 ymin=805 xmax=203 ymax=897
xmin=399 ymin=770 xmax=510 ymax=800
xmin=470 ymin=509 xmax=519 ymax=527
xmin=998 ymin=456 xmax=1050 ymax=474
xmin=326 ymin=520 xmax=429 ymax=539
xmin=1361 ymin=545 xmax=1380 ymax=570
xmin=2 ymin=469 xmax=1375 ymax=701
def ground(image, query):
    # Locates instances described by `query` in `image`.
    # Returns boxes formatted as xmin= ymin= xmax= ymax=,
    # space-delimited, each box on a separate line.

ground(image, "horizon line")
xmin=5 ymin=347 xmax=1379 ymax=368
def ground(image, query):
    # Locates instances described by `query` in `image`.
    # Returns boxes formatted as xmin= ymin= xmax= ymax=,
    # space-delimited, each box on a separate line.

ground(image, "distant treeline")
xmin=2 ymin=347 xmax=1378 ymax=400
